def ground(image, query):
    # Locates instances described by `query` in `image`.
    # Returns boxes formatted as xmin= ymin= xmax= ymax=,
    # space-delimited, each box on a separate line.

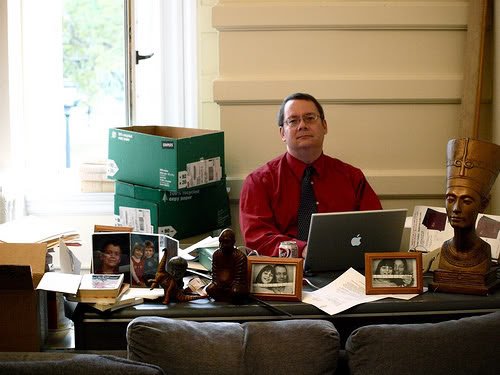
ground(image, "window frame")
xmin=3 ymin=0 xmax=198 ymax=216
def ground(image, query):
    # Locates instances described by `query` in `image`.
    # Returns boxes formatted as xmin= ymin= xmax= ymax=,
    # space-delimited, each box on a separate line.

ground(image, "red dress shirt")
xmin=239 ymin=153 xmax=382 ymax=257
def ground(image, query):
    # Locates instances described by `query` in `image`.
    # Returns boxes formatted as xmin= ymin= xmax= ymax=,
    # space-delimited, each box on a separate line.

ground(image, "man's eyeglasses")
xmin=283 ymin=113 xmax=322 ymax=128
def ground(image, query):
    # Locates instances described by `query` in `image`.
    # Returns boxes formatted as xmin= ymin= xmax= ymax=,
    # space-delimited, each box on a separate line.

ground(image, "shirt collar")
xmin=285 ymin=152 xmax=326 ymax=180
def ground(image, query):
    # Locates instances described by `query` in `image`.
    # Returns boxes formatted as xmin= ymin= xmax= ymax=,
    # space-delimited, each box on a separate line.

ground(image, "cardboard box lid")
xmin=118 ymin=125 xmax=223 ymax=139
xmin=0 ymin=243 xmax=47 ymax=289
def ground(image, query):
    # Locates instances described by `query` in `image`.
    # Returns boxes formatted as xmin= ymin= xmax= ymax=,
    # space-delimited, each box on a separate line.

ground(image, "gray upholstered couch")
xmin=1 ymin=311 xmax=499 ymax=375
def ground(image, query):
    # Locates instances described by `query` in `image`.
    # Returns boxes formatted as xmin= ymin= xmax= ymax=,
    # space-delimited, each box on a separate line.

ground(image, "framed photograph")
xmin=92 ymin=232 xmax=131 ymax=279
xmin=247 ymin=257 xmax=303 ymax=301
xmin=365 ymin=252 xmax=423 ymax=295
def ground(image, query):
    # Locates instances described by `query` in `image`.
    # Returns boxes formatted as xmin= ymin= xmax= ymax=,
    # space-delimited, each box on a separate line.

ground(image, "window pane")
xmin=63 ymin=0 xmax=126 ymax=169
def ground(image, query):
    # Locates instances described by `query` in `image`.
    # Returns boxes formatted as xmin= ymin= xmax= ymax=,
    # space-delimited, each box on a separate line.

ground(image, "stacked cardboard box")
xmin=107 ymin=126 xmax=231 ymax=239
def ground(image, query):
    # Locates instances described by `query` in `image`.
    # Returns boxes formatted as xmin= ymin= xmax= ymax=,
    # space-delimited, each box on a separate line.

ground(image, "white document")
xmin=302 ymin=268 xmax=418 ymax=316
xmin=118 ymin=207 xmax=153 ymax=233
xmin=36 ymin=272 xmax=82 ymax=295
xmin=123 ymin=287 xmax=165 ymax=300
xmin=178 ymin=236 xmax=218 ymax=260
xmin=410 ymin=205 xmax=500 ymax=259
xmin=59 ymin=239 xmax=81 ymax=275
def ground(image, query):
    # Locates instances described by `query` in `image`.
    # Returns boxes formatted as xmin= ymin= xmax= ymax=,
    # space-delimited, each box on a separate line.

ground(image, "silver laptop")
xmin=304 ymin=209 xmax=407 ymax=273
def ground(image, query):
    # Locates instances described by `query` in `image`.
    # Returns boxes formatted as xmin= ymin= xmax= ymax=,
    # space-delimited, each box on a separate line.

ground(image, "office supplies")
xmin=304 ymin=209 xmax=407 ymax=273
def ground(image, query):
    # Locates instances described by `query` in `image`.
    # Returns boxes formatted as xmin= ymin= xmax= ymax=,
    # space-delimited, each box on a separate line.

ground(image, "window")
xmin=4 ymin=0 xmax=197 ymax=215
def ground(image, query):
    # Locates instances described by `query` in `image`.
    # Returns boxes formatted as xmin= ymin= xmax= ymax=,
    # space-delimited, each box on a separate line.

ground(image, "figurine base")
xmin=429 ymin=267 xmax=500 ymax=295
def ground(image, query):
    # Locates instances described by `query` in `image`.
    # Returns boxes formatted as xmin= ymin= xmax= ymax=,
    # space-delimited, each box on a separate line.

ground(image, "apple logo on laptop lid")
xmin=350 ymin=234 xmax=362 ymax=247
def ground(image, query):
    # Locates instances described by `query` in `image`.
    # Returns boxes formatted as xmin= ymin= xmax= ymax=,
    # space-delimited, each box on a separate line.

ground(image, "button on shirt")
xmin=239 ymin=152 xmax=382 ymax=257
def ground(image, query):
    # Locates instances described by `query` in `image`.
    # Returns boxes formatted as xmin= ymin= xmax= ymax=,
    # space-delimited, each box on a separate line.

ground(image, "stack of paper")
xmin=0 ymin=216 xmax=80 ymax=249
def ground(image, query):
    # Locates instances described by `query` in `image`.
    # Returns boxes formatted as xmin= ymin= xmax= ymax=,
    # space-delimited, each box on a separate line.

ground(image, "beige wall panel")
xmin=222 ymin=103 xmax=459 ymax=176
xmin=214 ymin=1 xmax=468 ymax=30
xmin=214 ymin=76 xmax=461 ymax=104
xmin=200 ymin=32 xmax=219 ymax=76
xmin=213 ymin=0 xmax=500 ymax=215
xmin=321 ymin=104 xmax=459 ymax=170
xmin=219 ymin=30 xmax=465 ymax=76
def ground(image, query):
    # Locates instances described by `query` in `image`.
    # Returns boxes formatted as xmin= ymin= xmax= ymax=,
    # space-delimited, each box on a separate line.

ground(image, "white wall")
xmin=212 ymin=0 xmax=498 ymax=234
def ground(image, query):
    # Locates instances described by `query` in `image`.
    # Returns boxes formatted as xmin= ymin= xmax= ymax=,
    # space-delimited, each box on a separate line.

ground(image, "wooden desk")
xmin=72 ymin=274 xmax=500 ymax=350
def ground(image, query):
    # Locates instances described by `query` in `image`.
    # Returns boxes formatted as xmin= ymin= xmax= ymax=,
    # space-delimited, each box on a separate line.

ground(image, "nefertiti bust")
xmin=438 ymin=138 xmax=500 ymax=274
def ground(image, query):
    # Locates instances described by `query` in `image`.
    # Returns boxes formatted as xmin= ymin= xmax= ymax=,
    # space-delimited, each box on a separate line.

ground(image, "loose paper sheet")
xmin=122 ymin=287 xmax=165 ymax=300
xmin=410 ymin=205 xmax=500 ymax=259
xmin=59 ymin=240 xmax=81 ymax=275
xmin=302 ymin=268 xmax=418 ymax=316
xmin=36 ymin=272 xmax=82 ymax=295
xmin=178 ymin=236 xmax=218 ymax=260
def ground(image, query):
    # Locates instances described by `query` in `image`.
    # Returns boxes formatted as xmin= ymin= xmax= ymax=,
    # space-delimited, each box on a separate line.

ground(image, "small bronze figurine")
xmin=206 ymin=228 xmax=249 ymax=303
xmin=430 ymin=138 xmax=500 ymax=294
xmin=150 ymin=254 xmax=207 ymax=305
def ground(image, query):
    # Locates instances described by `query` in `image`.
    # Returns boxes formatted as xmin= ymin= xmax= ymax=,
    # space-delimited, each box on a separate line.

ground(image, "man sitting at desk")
xmin=239 ymin=92 xmax=382 ymax=258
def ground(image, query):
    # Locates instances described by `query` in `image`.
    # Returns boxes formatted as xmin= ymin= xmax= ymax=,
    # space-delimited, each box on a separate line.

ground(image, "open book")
xmin=78 ymin=273 xmax=125 ymax=298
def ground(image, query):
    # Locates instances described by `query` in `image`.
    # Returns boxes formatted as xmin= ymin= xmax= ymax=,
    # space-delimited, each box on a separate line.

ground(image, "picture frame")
xmin=247 ymin=257 xmax=303 ymax=301
xmin=365 ymin=252 xmax=423 ymax=295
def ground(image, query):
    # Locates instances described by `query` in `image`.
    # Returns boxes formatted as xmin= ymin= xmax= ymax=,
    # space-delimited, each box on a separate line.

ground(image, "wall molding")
xmin=213 ymin=1 xmax=468 ymax=32
xmin=226 ymin=171 xmax=446 ymax=201
xmin=214 ymin=76 xmax=462 ymax=105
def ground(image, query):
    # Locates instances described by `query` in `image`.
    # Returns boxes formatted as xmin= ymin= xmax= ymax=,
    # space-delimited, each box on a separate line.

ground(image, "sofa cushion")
xmin=127 ymin=317 xmax=245 ymax=375
xmin=345 ymin=311 xmax=500 ymax=375
xmin=243 ymin=320 xmax=340 ymax=375
xmin=0 ymin=353 xmax=164 ymax=375
xmin=127 ymin=317 xmax=340 ymax=375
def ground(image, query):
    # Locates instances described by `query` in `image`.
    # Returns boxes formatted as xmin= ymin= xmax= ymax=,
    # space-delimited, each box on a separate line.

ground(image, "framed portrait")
xmin=247 ymin=257 xmax=303 ymax=301
xmin=92 ymin=232 xmax=131 ymax=278
xmin=365 ymin=252 xmax=423 ymax=295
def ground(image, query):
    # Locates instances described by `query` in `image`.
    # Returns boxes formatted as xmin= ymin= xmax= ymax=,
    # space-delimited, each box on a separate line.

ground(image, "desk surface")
xmin=72 ymin=274 xmax=500 ymax=350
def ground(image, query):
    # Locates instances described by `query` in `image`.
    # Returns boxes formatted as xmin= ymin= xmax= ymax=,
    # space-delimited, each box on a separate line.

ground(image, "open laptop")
xmin=304 ymin=209 xmax=407 ymax=273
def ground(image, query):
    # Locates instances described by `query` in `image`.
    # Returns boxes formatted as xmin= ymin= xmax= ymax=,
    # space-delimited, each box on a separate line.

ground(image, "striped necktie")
xmin=297 ymin=166 xmax=317 ymax=241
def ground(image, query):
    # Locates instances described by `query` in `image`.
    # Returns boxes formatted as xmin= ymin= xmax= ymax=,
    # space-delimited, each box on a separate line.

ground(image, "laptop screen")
xmin=304 ymin=209 xmax=407 ymax=273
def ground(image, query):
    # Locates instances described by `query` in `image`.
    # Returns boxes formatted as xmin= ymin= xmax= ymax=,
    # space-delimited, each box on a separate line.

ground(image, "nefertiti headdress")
xmin=446 ymin=138 xmax=500 ymax=199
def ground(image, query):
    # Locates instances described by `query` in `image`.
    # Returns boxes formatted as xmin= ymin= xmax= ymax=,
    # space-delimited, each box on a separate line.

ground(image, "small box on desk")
xmin=198 ymin=247 xmax=217 ymax=271
xmin=114 ymin=179 xmax=231 ymax=239
xmin=107 ymin=125 xmax=225 ymax=191
xmin=0 ymin=243 xmax=48 ymax=352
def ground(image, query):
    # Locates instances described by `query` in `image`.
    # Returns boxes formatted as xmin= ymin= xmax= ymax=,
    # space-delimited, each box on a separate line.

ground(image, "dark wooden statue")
xmin=430 ymin=138 xmax=500 ymax=295
xmin=206 ymin=228 xmax=249 ymax=303
xmin=149 ymin=254 xmax=207 ymax=305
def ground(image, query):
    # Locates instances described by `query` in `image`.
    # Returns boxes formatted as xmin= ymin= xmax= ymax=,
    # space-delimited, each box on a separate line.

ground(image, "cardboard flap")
xmin=0 ymin=243 xmax=47 ymax=288
xmin=0 ymin=265 xmax=34 ymax=290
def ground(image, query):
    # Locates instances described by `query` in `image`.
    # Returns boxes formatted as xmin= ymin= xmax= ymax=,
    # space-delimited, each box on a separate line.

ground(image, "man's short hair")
xmin=277 ymin=92 xmax=325 ymax=127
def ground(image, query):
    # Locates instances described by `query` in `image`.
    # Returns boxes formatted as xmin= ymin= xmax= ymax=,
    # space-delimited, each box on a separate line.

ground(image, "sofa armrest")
xmin=0 ymin=353 xmax=164 ymax=375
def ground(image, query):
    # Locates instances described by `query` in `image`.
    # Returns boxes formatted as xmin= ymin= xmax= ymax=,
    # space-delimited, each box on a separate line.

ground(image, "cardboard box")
xmin=107 ymin=126 xmax=225 ymax=191
xmin=0 ymin=243 xmax=48 ymax=352
xmin=114 ymin=179 xmax=231 ymax=239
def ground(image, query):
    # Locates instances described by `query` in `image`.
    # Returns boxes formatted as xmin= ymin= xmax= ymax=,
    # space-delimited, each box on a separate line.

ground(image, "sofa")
xmin=1 ymin=311 xmax=499 ymax=375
